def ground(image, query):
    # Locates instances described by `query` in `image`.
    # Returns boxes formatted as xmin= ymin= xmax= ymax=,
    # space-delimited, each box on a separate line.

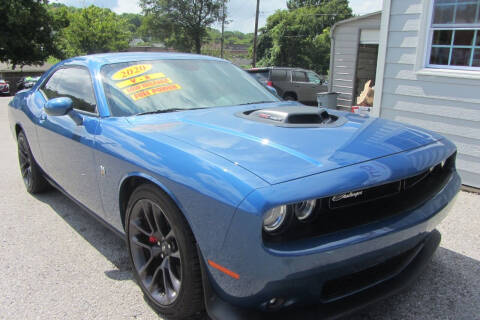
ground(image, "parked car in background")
xmin=0 ymin=79 xmax=10 ymax=96
xmin=16 ymin=76 xmax=40 ymax=91
xmin=9 ymin=53 xmax=460 ymax=320
xmin=247 ymin=67 xmax=327 ymax=105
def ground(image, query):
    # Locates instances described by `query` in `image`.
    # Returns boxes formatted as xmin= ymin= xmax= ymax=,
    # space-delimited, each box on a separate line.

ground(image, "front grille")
xmin=328 ymin=180 xmax=402 ymax=209
xmin=263 ymin=153 xmax=455 ymax=243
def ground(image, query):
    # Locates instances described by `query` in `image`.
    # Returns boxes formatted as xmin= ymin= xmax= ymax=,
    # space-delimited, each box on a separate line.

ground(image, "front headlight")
xmin=263 ymin=205 xmax=288 ymax=232
xmin=263 ymin=199 xmax=318 ymax=233
xmin=293 ymin=200 xmax=316 ymax=221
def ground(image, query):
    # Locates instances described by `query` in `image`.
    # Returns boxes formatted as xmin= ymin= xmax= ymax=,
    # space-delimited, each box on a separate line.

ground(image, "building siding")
xmin=379 ymin=0 xmax=480 ymax=187
xmin=331 ymin=14 xmax=381 ymax=108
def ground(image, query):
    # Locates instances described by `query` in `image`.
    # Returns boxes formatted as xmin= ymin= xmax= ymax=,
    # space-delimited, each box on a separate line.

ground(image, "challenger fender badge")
xmin=332 ymin=191 xmax=363 ymax=202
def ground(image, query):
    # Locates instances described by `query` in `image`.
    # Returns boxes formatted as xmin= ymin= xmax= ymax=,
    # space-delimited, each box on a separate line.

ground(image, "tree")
xmin=287 ymin=0 xmax=325 ymax=10
xmin=256 ymin=0 xmax=352 ymax=74
xmin=140 ymin=0 xmax=223 ymax=53
xmin=0 ymin=0 xmax=56 ymax=68
xmin=121 ymin=13 xmax=144 ymax=36
xmin=54 ymin=6 xmax=132 ymax=57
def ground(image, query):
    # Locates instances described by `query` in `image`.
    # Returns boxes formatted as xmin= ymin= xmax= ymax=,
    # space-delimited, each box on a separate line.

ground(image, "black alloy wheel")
xmin=129 ymin=198 xmax=182 ymax=305
xmin=126 ymin=185 xmax=203 ymax=319
xmin=17 ymin=131 xmax=50 ymax=194
xmin=18 ymin=133 xmax=33 ymax=189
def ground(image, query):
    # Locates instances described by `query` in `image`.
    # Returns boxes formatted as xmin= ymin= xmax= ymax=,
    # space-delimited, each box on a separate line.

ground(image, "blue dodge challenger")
xmin=8 ymin=53 xmax=460 ymax=319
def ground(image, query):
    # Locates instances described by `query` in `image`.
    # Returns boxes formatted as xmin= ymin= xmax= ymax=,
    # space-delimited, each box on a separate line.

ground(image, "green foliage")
xmin=0 ymin=0 xmax=57 ymax=68
xmin=287 ymin=0 xmax=326 ymax=10
xmin=53 ymin=6 xmax=132 ymax=58
xmin=256 ymin=0 xmax=352 ymax=74
xmin=140 ymin=0 xmax=223 ymax=53
xmin=46 ymin=56 xmax=61 ymax=65
xmin=121 ymin=13 xmax=144 ymax=36
xmin=206 ymin=28 xmax=254 ymax=46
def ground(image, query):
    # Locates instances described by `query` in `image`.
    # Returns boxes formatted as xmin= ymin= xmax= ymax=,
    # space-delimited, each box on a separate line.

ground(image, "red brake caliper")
xmin=148 ymin=236 xmax=158 ymax=244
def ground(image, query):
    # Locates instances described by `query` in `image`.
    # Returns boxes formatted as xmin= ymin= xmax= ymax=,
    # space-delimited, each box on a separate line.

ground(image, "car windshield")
xmin=101 ymin=59 xmax=279 ymax=117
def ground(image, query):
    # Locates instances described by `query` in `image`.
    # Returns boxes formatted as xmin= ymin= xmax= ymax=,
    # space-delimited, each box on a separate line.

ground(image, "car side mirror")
xmin=45 ymin=97 xmax=73 ymax=116
xmin=44 ymin=97 xmax=83 ymax=125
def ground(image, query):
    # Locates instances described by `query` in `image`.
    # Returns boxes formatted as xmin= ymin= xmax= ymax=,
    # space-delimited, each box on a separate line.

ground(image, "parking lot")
xmin=0 ymin=96 xmax=479 ymax=320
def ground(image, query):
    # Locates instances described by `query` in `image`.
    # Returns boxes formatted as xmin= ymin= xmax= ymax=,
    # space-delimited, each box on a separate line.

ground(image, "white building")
xmin=331 ymin=0 xmax=480 ymax=188
xmin=374 ymin=0 xmax=480 ymax=189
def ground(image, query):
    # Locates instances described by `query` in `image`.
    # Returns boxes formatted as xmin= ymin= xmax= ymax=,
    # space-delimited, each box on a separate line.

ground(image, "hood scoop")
xmin=236 ymin=106 xmax=347 ymax=128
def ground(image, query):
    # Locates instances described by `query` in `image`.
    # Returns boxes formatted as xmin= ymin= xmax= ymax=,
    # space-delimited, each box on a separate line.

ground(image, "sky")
xmin=51 ymin=0 xmax=383 ymax=33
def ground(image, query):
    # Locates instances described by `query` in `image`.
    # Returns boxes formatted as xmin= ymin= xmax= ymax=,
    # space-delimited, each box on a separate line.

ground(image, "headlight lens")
xmin=263 ymin=205 xmax=288 ymax=232
xmin=294 ymin=200 xmax=316 ymax=221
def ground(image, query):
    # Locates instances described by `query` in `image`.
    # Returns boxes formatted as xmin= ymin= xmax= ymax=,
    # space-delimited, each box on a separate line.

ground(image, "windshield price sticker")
xmin=112 ymin=64 xmax=152 ymax=80
xmin=115 ymin=72 xmax=166 ymax=88
xmin=123 ymin=78 xmax=173 ymax=94
xmin=131 ymin=84 xmax=181 ymax=101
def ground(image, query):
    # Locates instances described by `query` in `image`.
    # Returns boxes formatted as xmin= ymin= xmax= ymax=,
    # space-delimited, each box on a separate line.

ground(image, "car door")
xmin=306 ymin=71 xmax=326 ymax=98
xmin=291 ymin=70 xmax=312 ymax=102
xmin=270 ymin=69 xmax=289 ymax=97
xmin=36 ymin=66 xmax=104 ymax=215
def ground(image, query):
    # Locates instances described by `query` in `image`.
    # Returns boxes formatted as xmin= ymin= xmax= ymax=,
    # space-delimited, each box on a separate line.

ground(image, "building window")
xmin=428 ymin=0 xmax=480 ymax=69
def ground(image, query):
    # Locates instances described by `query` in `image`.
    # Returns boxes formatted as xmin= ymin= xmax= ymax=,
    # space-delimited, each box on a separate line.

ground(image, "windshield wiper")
xmin=136 ymin=107 xmax=206 ymax=116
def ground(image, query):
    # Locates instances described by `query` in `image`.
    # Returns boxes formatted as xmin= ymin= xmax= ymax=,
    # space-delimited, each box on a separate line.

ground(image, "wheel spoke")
xmin=148 ymin=259 xmax=166 ymax=291
xmin=20 ymin=161 xmax=28 ymax=170
xmin=138 ymin=256 xmax=153 ymax=276
xmin=131 ymin=219 xmax=151 ymax=237
xmin=131 ymin=237 xmax=152 ymax=251
xmin=152 ymin=205 xmax=167 ymax=237
xmin=170 ymin=250 xmax=180 ymax=259
xmin=18 ymin=151 xmax=28 ymax=162
xmin=162 ymin=260 xmax=174 ymax=303
xmin=167 ymin=257 xmax=181 ymax=292
xmin=142 ymin=201 xmax=156 ymax=233
xmin=164 ymin=229 xmax=174 ymax=241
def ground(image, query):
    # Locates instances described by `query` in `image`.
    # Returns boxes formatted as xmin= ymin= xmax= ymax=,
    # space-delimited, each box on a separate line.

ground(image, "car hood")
xmin=126 ymin=102 xmax=444 ymax=184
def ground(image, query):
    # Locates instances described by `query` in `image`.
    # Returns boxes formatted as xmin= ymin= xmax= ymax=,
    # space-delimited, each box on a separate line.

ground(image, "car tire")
xmin=17 ymin=131 xmax=50 ymax=194
xmin=284 ymin=93 xmax=297 ymax=101
xmin=125 ymin=184 xmax=204 ymax=320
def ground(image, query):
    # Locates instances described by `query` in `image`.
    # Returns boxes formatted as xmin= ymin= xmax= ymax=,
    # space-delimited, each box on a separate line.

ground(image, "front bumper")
xmin=201 ymin=161 xmax=460 ymax=318
xmin=203 ymin=228 xmax=443 ymax=320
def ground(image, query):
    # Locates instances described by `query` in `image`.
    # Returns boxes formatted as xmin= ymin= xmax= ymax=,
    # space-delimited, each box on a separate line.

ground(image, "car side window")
xmin=56 ymin=67 xmax=97 ymax=114
xmin=307 ymin=72 xmax=321 ymax=84
xmin=41 ymin=70 xmax=64 ymax=100
xmin=293 ymin=71 xmax=308 ymax=82
xmin=271 ymin=70 xmax=287 ymax=81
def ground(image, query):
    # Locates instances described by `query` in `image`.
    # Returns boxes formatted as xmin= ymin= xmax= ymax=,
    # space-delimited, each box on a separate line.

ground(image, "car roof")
xmin=62 ymin=52 xmax=226 ymax=67
xmin=247 ymin=66 xmax=309 ymax=72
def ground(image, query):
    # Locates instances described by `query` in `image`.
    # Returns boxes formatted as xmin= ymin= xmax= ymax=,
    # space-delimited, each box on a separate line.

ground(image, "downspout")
xmin=372 ymin=0 xmax=392 ymax=117
xmin=328 ymin=24 xmax=337 ymax=93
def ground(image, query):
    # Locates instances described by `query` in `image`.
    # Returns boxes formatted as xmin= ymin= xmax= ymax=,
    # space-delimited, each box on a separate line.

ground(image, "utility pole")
xmin=252 ymin=0 xmax=260 ymax=67
xmin=220 ymin=0 xmax=226 ymax=59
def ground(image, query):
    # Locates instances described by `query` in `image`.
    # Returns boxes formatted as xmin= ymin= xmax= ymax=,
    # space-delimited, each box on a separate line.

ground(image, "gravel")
xmin=0 ymin=96 xmax=479 ymax=320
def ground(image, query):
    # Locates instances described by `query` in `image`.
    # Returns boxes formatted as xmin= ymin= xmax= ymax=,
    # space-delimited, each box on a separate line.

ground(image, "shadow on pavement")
xmin=33 ymin=189 xmax=480 ymax=319
xmin=33 ymin=188 xmax=133 ymax=281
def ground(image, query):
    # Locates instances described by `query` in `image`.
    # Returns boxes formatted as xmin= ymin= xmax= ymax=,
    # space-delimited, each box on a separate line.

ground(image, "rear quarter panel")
xmin=8 ymin=91 xmax=46 ymax=166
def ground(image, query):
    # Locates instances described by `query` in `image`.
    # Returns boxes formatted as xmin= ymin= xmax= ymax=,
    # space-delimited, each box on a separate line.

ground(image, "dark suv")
xmin=247 ymin=67 xmax=327 ymax=105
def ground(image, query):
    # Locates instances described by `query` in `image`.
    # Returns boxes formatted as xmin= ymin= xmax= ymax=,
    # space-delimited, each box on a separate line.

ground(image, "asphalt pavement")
xmin=0 ymin=96 xmax=479 ymax=320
